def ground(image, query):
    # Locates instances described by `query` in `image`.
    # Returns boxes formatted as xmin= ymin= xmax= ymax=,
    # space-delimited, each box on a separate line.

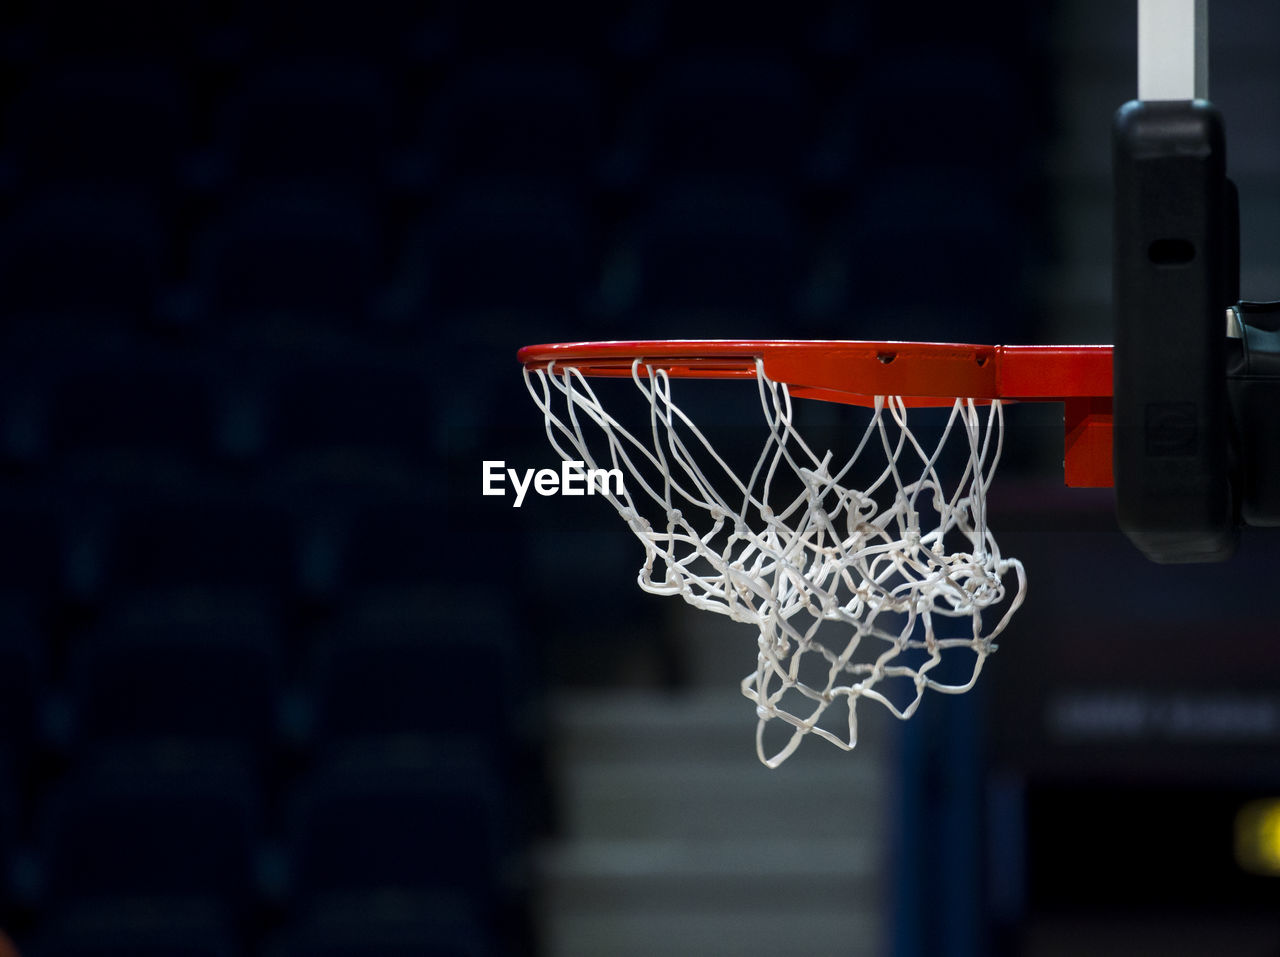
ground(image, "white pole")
xmin=1138 ymin=0 xmax=1208 ymax=100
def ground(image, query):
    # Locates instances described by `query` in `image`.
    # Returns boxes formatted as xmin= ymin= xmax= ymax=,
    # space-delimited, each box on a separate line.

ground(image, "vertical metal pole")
xmin=1138 ymin=0 xmax=1208 ymax=100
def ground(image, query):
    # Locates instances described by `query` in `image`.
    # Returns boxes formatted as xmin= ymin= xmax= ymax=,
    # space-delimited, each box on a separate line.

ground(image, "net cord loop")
xmin=523 ymin=360 xmax=1026 ymax=768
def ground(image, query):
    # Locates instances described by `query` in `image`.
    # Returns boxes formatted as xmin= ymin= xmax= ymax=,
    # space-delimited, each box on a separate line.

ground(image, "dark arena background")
xmin=1 ymin=1 xmax=1280 ymax=955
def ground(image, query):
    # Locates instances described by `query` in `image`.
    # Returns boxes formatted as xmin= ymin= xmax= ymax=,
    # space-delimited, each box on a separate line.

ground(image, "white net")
xmin=525 ymin=359 xmax=1026 ymax=767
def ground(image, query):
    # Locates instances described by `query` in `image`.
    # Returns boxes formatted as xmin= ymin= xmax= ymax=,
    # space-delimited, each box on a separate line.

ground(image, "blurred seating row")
xmin=2 ymin=742 xmax=523 ymax=956
xmin=24 ymin=0 xmax=1004 ymax=60
xmin=0 ymin=579 xmax=539 ymax=950
xmin=0 ymin=352 xmax=444 ymax=478
xmin=0 ymin=496 xmax=474 ymax=601
xmin=0 ymin=585 xmax=532 ymax=759
xmin=0 ymin=504 xmax=563 ymax=774
xmin=0 ymin=50 xmax=1035 ymax=194
xmin=0 ymin=175 xmax=1034 ymax=353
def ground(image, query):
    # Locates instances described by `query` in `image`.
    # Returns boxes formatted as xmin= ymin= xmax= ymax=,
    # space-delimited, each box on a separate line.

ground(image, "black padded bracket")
xmin=1113 ymin=99 xmax=1237 ymax=563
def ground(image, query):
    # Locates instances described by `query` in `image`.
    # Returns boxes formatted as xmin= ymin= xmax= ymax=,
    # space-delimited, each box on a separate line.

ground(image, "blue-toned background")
xmin=2 ymin=2 xmax=1280 ymax=955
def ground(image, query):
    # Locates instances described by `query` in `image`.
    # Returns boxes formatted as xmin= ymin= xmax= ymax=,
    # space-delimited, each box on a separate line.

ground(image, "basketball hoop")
xmin=519 ymin=340 xmax=1112 ymax=766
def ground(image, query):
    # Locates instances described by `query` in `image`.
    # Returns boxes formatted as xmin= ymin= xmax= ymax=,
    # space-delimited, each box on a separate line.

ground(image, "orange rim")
xmin=520 ymin=340 xmax=1116 ymax=488
xmin=518 ymin=340 xmax=1112 ymax=408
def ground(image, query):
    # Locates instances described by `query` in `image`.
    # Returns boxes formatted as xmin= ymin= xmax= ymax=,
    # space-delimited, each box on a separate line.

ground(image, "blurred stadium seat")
xmin=306 ymin=593 xmax=522 ymax=750
xmin=852 ymin=52 xmax=1033 ymax=181
xmin=423 ymin=58 xmax=604 ymax=187
xmin=608 ymin=183 xmax=807 ymax=337
xmin=286 ymin=744 xmax=513 ymax=916
xmin=258 ymin=358 xmax=435 ymax=490
xmin=446 ymin=2 xmax=611 ymax=59
xmin=66 ymin=602 xmax=281 ymax=763
xmin=833 ymin=168 xmax=1027 ymax=344
xmin=4 ymin=64 xmax=191 ymax=195
xmin=188 ymin=184 xmax=383 ymax=343
xmin=21 ymin=0 xmax=213 ymax=61
xmin=212 ymin=58 xmax=397 ymax=189
xmin=408 ymin=179 xmax=594 ymax=326
xmin=0 ymin=187 xmax=167 ymax=345
xmin=648 ymin=0 xmax=843 ymax=56
xmin=270 ymin=905 xmax=499 ymax=957
xmin=0 ymin=754 xmax=20 ymax=928
xmin=864 ymin=6 xmax=1039 ymax=60
xmin=38 ymin=748 xmax=262 ymax=920
xmin=43 ymin=356 xmax=225 ymax=487
xmin=0 ymin=596 xmax=45 ymax=774
xmin=232 ymin=0 xmax=426 ymax=61
xmin=0 ymin=503 xmax=72 ymax=613
xmin=26 ymin=903 xmax=241 ymax=957
xmin=269 ymin=913 xmax=500 ymax=957
xmin=86 ymin=499 xmax=300 ymax=609
xmin=615 ymin=54 xmax=816 ymax=187
xmin=318 ymin=499 xmax=450 ymax=603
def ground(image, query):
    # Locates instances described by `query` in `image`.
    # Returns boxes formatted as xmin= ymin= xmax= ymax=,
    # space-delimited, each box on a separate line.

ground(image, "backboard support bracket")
xmin=1115 ymin=0 xmax=1280 ymax=561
